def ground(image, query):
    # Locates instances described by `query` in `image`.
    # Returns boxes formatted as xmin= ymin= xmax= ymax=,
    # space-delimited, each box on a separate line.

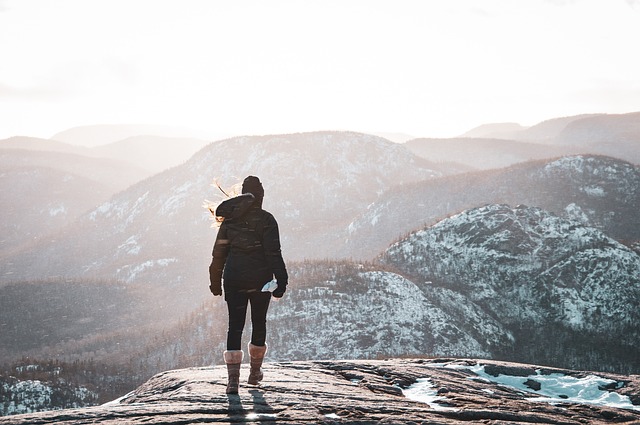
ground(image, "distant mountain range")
xmin=458 ymin=112 xmax=640 ymax=164
xmin=1 ymin=115 xmax=638 ymax=411
xmin=1 ymin=128 xmax=637 ymax=297
xmin=404 ymin=137 xmax=578 ymax=170
xmin=0 ymin=131 xmax=444 ymax=298
xmin=343 ymin=155 xmax=640 ymax=259
xmin=1 ymin=134 xmax=211 ymax=174
xmin=0 ymin=148 xmax=147 ymax=255
xmin=50 ymin=124 xmax=207 ymax=147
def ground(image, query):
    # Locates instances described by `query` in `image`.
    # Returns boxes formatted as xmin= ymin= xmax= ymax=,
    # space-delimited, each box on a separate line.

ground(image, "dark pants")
xmin=225 ymin=289 xmax=271 ymax=350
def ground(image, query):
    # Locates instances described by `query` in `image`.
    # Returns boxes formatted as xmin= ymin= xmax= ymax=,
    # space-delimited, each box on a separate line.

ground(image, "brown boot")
xmin=223 ymin=350 xmax=243 ymax=394
xmin=247 ymin=343 xmax=267 ymax=385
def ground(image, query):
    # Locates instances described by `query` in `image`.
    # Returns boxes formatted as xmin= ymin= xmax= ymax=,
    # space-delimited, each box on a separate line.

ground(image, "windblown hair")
xmin=203 ymin=179 xmax=242 ymax=227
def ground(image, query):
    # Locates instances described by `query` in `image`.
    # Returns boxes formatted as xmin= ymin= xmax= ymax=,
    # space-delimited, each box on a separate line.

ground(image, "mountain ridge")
xmin=0 ymin=130 xmax=444 ymax=286
xmin=344 ymin=154 xmax=639 ymax=259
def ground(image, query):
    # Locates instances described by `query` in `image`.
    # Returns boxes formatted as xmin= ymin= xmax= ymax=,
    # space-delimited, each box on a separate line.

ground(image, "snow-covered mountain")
xmin=343 ymin=155 xmax=640 ymax=259
xmin=131 ymin=204 xmax=640 ymax=375
xmin=0 ymin=375 xmax=98 ymax=416
xmin=381 ymin=204 xmax=640 ymax=369
xmin=0 ymin=131 xmax=444 ymax=310
xmin=266 ymin=266 xmax=513 ymax=361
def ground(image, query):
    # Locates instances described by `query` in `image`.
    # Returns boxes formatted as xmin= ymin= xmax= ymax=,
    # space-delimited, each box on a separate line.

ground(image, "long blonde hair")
xmin=203 ymin=179 xmax=242 ymax=227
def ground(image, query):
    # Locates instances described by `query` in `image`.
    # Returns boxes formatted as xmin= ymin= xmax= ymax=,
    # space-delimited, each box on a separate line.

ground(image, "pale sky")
xmin=1 ymin=0 xmax=639 ymax=142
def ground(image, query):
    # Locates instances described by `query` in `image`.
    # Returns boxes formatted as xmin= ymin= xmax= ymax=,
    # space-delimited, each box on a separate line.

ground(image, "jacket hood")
xmin=215 ymin=193 xmax=256 ymax=221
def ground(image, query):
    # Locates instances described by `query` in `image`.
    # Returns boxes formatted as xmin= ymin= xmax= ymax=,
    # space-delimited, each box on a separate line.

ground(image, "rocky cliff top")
xmin=2 ymin=358 xmax=639 ymax=424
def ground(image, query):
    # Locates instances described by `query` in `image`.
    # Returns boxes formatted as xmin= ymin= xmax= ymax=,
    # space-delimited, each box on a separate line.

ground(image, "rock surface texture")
xmin=1 ymin=358 xmax=639 ymax=424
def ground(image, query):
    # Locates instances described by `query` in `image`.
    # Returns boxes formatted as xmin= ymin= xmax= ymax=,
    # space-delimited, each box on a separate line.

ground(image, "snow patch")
xmin=563 ymin=203 xmax=590 ymax=224
xmin=116 ymin=258 xmax=177 ymax=283
xmin=118 ymin=235 xmax=141 ymax=255
xmin=48 ymin=204 xmax=66 ymax=217
xmin=1 ymin=379 xmax=96 ymax=415
xmin=161 ymin=182 xmax=193 ymax=216
xmin=582 ymin=186 xmax=605 ymax=197
xmin=467 ymin=364 xmax=639 ymax=411
xmin=246 ymin=413 xmax=278 ymax=420
xmin=403 ymin=378 xmax=457 ymax=411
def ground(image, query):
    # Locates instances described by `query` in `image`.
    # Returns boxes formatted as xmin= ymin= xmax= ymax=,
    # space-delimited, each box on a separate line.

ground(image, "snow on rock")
xmin=266 ymin=268 xmax=502 ymax=360
xmin=540 ymin=155 xmax=638 ymax=202
xmin=0 ymin=379 xmax=97 ymax=416
xmin=117 ymin=235 xmax=141 ymax=256
xmin=403 ymin=377 xmax=458 ymax=411
xmin=383 ymin=204 xmax=640 ymax=332
xmin=115 ymin=258 xmax=177 ymax=283
xmin=47 ymin=204 xmax=66 ymax=217
xmin=464 ymin=364 xmax=639 ymax=411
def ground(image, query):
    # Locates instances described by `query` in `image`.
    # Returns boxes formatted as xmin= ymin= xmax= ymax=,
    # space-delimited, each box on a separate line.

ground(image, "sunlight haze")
xmin=0 ymin=0 xmax=639 ymax=142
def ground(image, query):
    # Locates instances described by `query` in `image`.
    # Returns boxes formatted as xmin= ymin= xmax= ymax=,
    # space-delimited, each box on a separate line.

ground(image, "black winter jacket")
xmin=209 ymin=205 xmax=288 ymax=292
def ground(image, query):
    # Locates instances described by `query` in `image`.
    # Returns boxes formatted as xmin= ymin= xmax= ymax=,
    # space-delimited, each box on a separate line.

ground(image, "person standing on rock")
xmin=209 ymin=176 xmax=288 ymax=394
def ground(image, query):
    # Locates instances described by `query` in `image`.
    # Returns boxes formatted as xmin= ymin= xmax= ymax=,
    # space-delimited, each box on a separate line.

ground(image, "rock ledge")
xmin=1 ymin=358 xmax=639 ymax=424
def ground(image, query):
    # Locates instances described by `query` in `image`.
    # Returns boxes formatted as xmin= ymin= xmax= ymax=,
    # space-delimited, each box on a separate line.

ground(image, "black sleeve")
xmin=262 ymin=213 xmax=288 ymax=286
xmin=209 ymin=222 xmax=230 ymax=286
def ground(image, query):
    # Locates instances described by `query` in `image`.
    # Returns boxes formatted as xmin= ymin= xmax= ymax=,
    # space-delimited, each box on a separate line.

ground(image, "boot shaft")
xmin=248 ymin=343 xmax=267 ymax=385
xmin=224 ymin=350 xmax=243 ymax=394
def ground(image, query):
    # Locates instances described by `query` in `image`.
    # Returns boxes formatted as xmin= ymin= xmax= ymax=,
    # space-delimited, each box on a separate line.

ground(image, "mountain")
xmin=380 ymin=204 xmax=640 ymax=371
xmin=343 ymin=155 xmax=640 ymax=259
xmin=160 ymin=203 xmax=640 ymax=372
xmin=512 ymin=114 xmax=604 ymax=142
xmin=0 ymin=166 xmax=109 ymax=255
xmin=3 ymin=359 xmax=639 ymax=422
xmin=92 ymin=135 xmax=211 ymax=173
xmin=404 ymin=137 xmax=578 ymax=170
xmin=457 ymin=112 xmax=640 ymax=165
xmin=1 ymin=134 xmax=211 ymax=175
xmin=552 ymin=112 xmax=640 ymax=164
xmin=50 ymin=124 xmax=202 ymax=147
xmin=370 ymin=131 xmax=416 ymax=143
xmin=0 ymin=136 xmax=90 ymax=155
xmin=0 ymin=150 xmax=148 ymax=254
xmin=459 ymin=122 xmax=528 ymax=139
xmin=0 ymin=149 xmax=147 ymax=192
xmin=459 ymin=114 xmax=603 ymax=142
xmin=115 ymin=206 xmax=639 ymax=375
xmin=0 ymin=131 xmax=444 ymax=308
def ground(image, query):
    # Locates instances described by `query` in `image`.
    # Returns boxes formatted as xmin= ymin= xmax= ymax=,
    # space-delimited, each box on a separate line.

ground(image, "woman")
xmin=209 ymin=176 xmax=288 ymax=394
